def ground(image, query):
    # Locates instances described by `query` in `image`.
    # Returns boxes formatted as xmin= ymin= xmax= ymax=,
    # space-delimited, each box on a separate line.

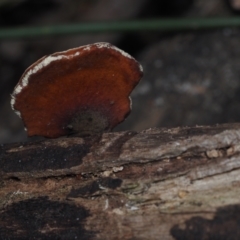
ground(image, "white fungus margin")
xmin=10 ymin=42 xmax=143 ymax=119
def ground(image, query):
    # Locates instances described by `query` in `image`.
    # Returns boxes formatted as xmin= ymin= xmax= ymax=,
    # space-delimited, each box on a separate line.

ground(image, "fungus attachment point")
xmin=11 ymin=42 xmax=143 ymax=138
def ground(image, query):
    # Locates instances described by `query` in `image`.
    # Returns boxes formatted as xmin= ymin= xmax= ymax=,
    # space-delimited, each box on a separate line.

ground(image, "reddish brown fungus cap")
xmin=11 ymin=42 xmax=143 ymax=138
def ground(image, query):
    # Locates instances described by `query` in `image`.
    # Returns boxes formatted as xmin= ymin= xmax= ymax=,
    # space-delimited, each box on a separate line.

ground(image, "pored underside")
xmin=11 ymin=43 xmax=143 ymax=138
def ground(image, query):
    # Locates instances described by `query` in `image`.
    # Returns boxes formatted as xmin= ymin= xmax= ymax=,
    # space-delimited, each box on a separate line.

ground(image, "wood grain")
xmin=1 ymin=123 xmax=240 ymax=239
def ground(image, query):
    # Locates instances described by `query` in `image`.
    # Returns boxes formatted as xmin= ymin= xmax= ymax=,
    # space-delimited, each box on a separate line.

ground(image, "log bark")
xmin=1 ymin=123 xmax=240 ymax=239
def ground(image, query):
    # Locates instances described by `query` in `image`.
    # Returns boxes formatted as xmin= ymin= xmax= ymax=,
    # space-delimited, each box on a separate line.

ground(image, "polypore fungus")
xmin=11 ymin=42 xmax=143 ymax=138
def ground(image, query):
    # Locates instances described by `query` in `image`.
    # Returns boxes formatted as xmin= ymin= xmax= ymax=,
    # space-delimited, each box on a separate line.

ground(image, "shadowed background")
xmin=1 ymin=0 xmax=240 ymax=143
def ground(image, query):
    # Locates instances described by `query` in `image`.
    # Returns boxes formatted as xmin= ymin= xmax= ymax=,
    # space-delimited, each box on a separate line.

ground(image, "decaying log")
xmin=1 ymin=123 xmax=240 ymax=239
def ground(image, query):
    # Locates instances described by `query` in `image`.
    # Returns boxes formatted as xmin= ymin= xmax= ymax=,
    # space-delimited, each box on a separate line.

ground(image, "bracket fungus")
xmin=11 ymin=42 xmax=143 ymax=138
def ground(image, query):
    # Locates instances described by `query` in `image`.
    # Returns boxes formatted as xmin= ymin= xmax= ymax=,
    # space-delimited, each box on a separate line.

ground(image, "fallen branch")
xmin=1 ymin=123 xmax=240 ymax=239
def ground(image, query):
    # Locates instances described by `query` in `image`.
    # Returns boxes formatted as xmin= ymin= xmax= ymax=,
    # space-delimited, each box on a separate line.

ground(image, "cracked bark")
xmin=1 ymin=123 xmax=240 ymax=239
